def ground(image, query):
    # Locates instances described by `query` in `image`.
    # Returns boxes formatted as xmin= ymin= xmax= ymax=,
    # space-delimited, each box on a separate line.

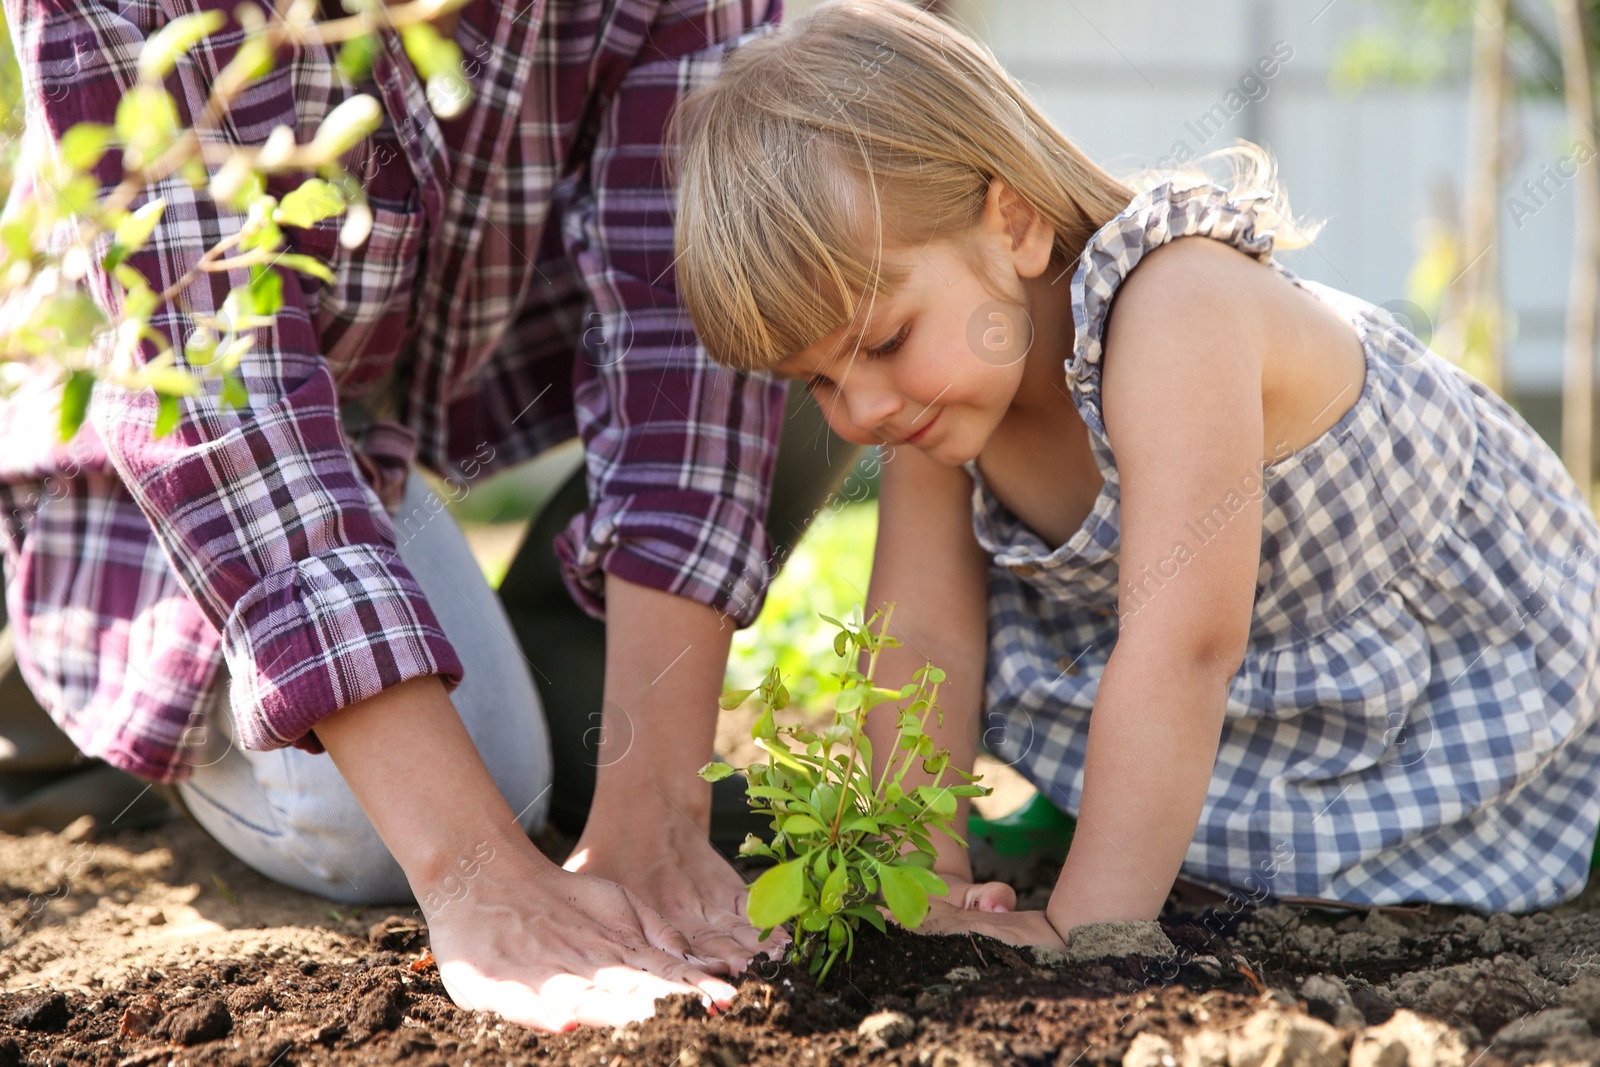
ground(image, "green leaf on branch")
xmin=273 ymin=178 xmax=346 ymax=230
xmin=153 ymin=393 xmax=181 ymax=438
xmin=57 ymin=370 xmax=94 ymax=441
xmin=746 ymin=785 xmax=799 ymax=803
xmin=42 ymin=291 xmax=106 ymax=347
xmin=400 ymin=22 xmax=463 ymax=80
xmin=719 ymin=688 xmax=755 ymax=711
xmin=59 ymin=123 xmax=114 ymax=172
xmin=697 ymin=761 xmax=736 ymax=783
xmin=893 ymin=863 xmax=947 ymax=898
xmin=425 ymin=72 xmax=472 ymax=121
xmin=2 ymin=213 xmax=34 ymax=263
xmin=145 ymin=367 xmax=202 ymax=397
xmin=751 ymin=704 xmax=775 ymax=741
xmin=179 ymin=155 xmax=210 ymax=189
xmin=220 ymin=373 xmax=249 ymax=411
xmin=184 ymin=326 xmax=218 ymax=365
xmin=104 ymin=197 xmax=167 ymax=271
xmin=248 ymin=264 xmax=283 ymax=316
xmin=220 ymin=286 xmax=257 ymax=330
xmin=216 ymin=37 xmax=275 ymax=96
xmin=336 ymin=34 xmax=378 ymax=84
xmin=746 ymin=858 xmax=807 ymax=928
xmin=56 ymin=175 xmax=101 ymax=218
xmin=209 ymin=155 xmax=264 ymax=210
xmin=844 ymin=904 xmax=887 ymax=934
xmin=214 ymin=332 xmax=256 ymax=372
xmin=138 ymin=11 xmax=227 ymax=83
xmin=820 ymin=861 xmax=848 ymax=913
xmin=810 ymin=849 xmax=830 ymax=881
xmin=780 ymin=814 xmax=824 ymax=836
xmin=274 ymin=253 xmax=335 ymax=285
xmin=114 ymin=85 xmax=180 ymax=170
xmin=308 ymin=95 xmax=383 ymax=163
xmin=876 ymin=864 xmax=930 ymax=928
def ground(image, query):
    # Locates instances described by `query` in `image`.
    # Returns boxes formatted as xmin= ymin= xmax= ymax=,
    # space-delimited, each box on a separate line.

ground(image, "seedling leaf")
xmin=697 ymin=761 xmax=736 ymax=783
xmin=877 ymin=864 xmax=929 ymax=928
xmin=747 ymin=858 xmax=807 ymax=928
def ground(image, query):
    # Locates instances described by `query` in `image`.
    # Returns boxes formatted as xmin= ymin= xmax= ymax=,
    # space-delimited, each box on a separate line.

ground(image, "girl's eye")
xmin=801 ymin=324 xmax=907 ymax=390
xmin=867 ymin=324 xmax=909 ymax=357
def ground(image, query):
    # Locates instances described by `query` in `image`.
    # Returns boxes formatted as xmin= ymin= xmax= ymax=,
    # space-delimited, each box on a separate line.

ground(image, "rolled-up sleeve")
xmin=554 ymin=0 xmax=786 ymax=628
xmin=11 ymin=0 xmax=462 ymax=753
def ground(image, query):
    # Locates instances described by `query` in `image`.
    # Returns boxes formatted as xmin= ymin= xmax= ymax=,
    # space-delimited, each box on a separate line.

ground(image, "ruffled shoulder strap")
xmin=1065 ymin=181 xmax=1282 ymax=436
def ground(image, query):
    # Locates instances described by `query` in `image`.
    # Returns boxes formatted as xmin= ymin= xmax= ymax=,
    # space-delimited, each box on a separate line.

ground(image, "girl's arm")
xmin=1046 ymin=237 xmax=1266 ymax=932
xmin=860 ymin=444 xmax=1012 ymax=905
xmin=918 ymin=237 xmax=1269 ymax=948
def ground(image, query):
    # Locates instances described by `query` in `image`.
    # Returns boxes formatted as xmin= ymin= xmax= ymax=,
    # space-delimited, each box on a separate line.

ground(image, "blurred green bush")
xmin=726 ymin=500 xmax=878 ymax=713
xmin=1 ymin=13 xmax=20 ymax=208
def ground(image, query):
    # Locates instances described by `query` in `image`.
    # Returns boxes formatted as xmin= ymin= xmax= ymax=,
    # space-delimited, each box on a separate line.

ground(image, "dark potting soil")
xmin=0 ymin=919 xmax=1256 ymax=1067
xmin=13 ymin=818 xmax=1600 ymax=1067
xmin=10 ymin=884 xmax=1600 ymax=1067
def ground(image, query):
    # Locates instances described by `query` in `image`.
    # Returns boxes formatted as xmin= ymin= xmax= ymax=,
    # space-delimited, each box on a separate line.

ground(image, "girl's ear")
xmin=983 ymin=178 xmax=1054 ymax=279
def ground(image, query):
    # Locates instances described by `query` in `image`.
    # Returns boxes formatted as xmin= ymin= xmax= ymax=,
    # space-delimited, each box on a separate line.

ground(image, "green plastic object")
xmin=975 ymin=796 xmax=1600 ymax=877
xmin=967 ymin=792 xmax=1077 ymax=859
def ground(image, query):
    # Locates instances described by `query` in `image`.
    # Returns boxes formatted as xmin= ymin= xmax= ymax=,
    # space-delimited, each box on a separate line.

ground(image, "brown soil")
xmin=7 ymin=816 xmax=1600 ymax=1066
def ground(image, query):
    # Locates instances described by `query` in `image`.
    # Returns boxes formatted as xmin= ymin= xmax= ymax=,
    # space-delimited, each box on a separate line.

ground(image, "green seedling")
xmin=701 ymin=603 xmax=991 ymax=983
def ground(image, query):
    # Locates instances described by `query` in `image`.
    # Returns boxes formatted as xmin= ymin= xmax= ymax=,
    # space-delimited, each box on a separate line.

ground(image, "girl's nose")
xmin=841 ymin=375 xmax=902 ymax=438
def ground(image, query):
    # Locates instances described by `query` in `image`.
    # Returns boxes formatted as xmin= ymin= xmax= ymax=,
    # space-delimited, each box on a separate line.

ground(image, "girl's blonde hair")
xmin=672 ymin=0 xmax=1312 ymax=373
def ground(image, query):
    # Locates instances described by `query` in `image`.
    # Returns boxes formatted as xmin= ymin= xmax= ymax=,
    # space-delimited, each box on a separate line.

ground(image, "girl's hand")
xmin=894 ymin=866 xmax=1068 ymax=949
xmin=424 ymin=829 xmax=741 ymax=1031
xmin=912 ymin=898 xmax=1068 ymax=949
xmin=932 ymin=869 xmax=1018 ymax=914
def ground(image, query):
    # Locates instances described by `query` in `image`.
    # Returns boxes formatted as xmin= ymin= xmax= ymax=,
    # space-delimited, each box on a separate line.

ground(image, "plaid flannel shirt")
xmin=0 ymin=0 xmax=785 ymax=782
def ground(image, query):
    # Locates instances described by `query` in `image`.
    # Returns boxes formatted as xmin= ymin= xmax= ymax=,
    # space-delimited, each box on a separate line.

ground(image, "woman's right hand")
xmin=314 ymin=677 xmax=738 ymax=1033
xmin=421 ymin=829 xmax=740 ymax=1031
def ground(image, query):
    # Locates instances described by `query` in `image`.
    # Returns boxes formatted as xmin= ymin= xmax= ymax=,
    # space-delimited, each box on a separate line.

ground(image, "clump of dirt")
xmin=7 ymin=816 xmax=1600 ymax=1065
xmin=1230 ymin=896 xmax=1600 ymax=1055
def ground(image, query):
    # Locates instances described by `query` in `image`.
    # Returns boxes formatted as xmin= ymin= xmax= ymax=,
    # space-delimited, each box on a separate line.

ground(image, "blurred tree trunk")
xmin=1437 ymin=0 xmax=1510 ymax=394
xmin=1555 ymin=0 xmax=1597 ymax=504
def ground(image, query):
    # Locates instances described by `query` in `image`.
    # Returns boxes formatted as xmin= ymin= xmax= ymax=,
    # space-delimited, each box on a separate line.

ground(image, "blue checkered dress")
xmin=971 ymin=181 xmax=1600 ymax=911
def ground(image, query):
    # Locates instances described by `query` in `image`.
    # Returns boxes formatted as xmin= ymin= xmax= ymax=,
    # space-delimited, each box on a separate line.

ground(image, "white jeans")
xmin=176 ymin=473 xmax=553 ymax=904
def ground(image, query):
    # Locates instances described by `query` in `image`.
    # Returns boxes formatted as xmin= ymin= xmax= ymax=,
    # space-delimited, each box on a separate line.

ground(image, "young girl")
xmin=672 ymin=0 xmax=1600 ymax=942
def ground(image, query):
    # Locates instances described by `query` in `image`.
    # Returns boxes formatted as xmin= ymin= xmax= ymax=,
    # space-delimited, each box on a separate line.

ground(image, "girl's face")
xmin=770 ymin=179 xmax=1062 ymax=466
xmin=772 ymin=237 xmax=1032 ymax=466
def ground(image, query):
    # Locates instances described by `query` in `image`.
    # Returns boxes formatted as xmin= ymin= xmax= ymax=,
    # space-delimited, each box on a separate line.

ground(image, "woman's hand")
xmin=422 ymin=828 xmax=739 ymax=1030
xmin=316 ymin=676 xmax=738 ymax=1032
xmin=563 ymin=809 xmax=790 ymax=976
